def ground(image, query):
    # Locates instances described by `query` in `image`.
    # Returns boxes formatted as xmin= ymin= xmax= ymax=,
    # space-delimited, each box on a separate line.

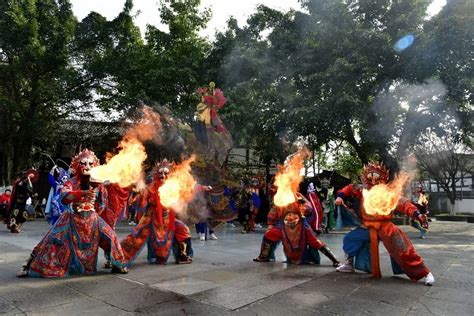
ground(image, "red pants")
xmin=264 ymin=225 xmax=325 ymax=249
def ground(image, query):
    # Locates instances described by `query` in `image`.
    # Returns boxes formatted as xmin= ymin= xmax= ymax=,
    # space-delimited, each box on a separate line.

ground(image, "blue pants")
xmin=195 ymin=222 xmax=214 ymax=234
xmin=342 ymin=226 xmax=370 ymax=257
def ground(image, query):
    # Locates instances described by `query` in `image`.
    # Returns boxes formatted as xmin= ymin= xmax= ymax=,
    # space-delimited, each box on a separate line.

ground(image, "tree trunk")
xmin=449 ymin=200 xmax=456 ymax=215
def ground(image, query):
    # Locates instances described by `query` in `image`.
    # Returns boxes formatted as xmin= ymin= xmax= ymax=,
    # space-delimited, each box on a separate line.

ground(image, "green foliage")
xmin=143 ymin=0 xmax=211 ymax=118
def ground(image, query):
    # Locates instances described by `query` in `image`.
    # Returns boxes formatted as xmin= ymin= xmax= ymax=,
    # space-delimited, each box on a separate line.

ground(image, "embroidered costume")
xmin=335 ymin=162 xmax=434 ymax=285
xmin=17 ymin=149 xmax=128 ymax=277
xmin=254 ymin=192 xmax=339 ymax=266
xmin=120 ymin=160 xmax=194 ymax=265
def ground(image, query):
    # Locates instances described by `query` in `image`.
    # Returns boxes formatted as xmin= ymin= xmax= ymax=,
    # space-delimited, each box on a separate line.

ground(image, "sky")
xmin=70 ymin=0 xmax=447 ymax=39
xmin=70 ymin=0 xmax=301 ymax=38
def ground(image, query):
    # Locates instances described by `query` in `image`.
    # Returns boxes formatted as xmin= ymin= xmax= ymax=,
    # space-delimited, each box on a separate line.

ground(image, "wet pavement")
xmin=0 ymin=220 xmax=472 ymax=315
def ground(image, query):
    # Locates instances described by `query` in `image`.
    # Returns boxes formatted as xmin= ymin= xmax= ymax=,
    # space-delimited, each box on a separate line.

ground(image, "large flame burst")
xmin=89 ymin=106 xmax=162 ymax=189
xmin=273 ymin=148 xmax=310 ymax=207
xmin=363 ymin=173 xmax=410 ymax=216
xmin=90 ymin=137 xmax=147 ymax=188
xmin=159 ymin=155 xmax=197 ymax=215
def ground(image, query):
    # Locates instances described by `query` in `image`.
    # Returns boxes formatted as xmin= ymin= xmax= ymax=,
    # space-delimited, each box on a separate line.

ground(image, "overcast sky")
xmin=70 ymin=0 xmax=446 ymax=39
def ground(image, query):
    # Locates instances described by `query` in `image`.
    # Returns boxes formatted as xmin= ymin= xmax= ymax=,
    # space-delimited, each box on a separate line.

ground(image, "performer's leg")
xmin=196 ymin=222 xmax=206 ymax=240
xmin=17 ymin=251 xmax=36 ymax=277
xmin=305 ymin=226 xmax=339 ymax=267
xmin=337 ymin=227 xmax=370 ymax=273
xmin=120 ymin=215 xmax=152 ymax=266
xmin=254 ymin=226 xmax=281 ymax=262
xmin=209 ymin=225 xmax=218 ymax=240
xmin=175 ymin=220 xmax=193 ymax=264
xmin=379 ymin=223 xmax=433 ymax=285
xmin=98 ymin=218 xmax=128 ymax=274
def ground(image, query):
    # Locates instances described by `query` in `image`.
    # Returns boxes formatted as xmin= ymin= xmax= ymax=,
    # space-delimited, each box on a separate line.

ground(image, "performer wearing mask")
xmin=120 ymin=159 xmax=194 ymax=266
xmin=335 ymin=162 xmax=434 ymax=286
xmin=18 ymin=149 xmax=128 ymax=277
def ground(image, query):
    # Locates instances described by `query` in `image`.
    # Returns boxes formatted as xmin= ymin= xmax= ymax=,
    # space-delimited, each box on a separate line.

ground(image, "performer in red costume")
xmin=120 ymin=160 xmax=194 ymax=265
xmin=335 ymin=162 xmax=434 ymax=285
xmin=254 ymin=192 xmax=340 ymax=266
xmin=17 ymin=149 xmax=128 ymax=277
xmin=306 ymin=182 xmax=323 ymax=234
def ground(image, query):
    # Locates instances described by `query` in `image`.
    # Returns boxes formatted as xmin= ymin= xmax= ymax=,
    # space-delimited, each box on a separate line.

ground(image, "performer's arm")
xmin=196 ymin=184 xmax=212 ymax=192
xmin=335 ymin=184 xmax=355 ymax=205
xmin=397 ymin=197 xmax=427 ymax=227
xmin=60 ymin=182 xmax=93 ymax=204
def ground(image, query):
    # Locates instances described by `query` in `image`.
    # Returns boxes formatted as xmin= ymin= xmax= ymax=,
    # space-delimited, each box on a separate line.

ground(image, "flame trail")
xmin=363 ymin=173 xmax=410 ymax=216
xmin=90 ymin=106 xmax=162 ymax=188
xmin=159 ymin=155 xmax=197 ymax=216
xmin=273 ymin=147 xmax=310 ymax=207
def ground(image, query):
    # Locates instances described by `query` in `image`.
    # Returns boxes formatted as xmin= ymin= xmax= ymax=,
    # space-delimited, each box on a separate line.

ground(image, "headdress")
xmin=361 ymin=162 xmax=389 ymax=186
xmin=71 ymin=149 xmax=99 ymax=175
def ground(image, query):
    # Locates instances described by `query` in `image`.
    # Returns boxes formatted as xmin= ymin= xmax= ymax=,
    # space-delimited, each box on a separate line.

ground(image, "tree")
xmin=0 ymin=0 xmax=147 ymax=185
xmin=142 ymin=0 xmax=211 ymax=119
xmin=0 ymin=0 xmax=77 ymax=185
xmin=414 ymin=127 xmax=473 ymax=214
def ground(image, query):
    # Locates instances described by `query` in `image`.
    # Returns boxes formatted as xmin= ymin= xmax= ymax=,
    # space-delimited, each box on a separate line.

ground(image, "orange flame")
xmin=159 ymin=155 xmax=197 ymax=215
xmin=90 ymin=137 xmax=147 ymax=188
xmin=273 ymin=148 xmax=310 ymax=207
xmin=89 ymin=106 xmax=163 ymax=189
xmin=363 ymin=173 xmax=409 ymax=216
xmin=418 ymin=192 xmax=428 ymax=206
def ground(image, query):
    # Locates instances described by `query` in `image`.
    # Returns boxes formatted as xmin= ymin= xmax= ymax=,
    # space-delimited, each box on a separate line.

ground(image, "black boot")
xmin=111 ymin=266 xmax=128 ymax=274
xmin=17 ymin=252 xmax=35 ymax=277
xmin=319 ymin=245 xmax=340 ymax=267
xmin=176 ymin=241 xmax=193 ymax=264
xmin=253 ymin=238 xmax=276 ymax=262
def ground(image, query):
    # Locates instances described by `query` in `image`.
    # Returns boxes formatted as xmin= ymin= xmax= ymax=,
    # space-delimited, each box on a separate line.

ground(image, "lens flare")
xmin=394 ymin=34 xmax=415 ymax=53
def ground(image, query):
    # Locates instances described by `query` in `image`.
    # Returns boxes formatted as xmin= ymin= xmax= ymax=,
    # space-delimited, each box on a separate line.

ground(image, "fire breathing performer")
xmin=253 ymin=149 xmax=340 ymax=266
xmin=5 ymin=169 xmax=38 ymax=233
xmin=335 ymin=162 xmax=434 ymax=285
xmin=120 ymin=159 xmax=195 ymax=266
xmin=17 ymin=149 xmax=128 ymax=277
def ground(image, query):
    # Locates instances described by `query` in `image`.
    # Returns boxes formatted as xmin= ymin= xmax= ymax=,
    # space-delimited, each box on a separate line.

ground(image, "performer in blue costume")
xmin=45 ymin=165 xmax=70 ymax=225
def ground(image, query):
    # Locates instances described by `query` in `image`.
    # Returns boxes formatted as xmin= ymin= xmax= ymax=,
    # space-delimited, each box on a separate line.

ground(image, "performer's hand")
xmin=335 ymin=197 xmax=343 ymax=206
xmin=82 ymin=189 xmax=96 ymax=200
xmin=203 ymin=185 xmax=212 ymax=192
xmin=418 ymin=214 xmax=429 ymax=229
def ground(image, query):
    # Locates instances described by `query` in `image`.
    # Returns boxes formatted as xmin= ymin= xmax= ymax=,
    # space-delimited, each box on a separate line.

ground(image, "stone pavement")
xmin=0 ymin=220 xmax=473 ymax=315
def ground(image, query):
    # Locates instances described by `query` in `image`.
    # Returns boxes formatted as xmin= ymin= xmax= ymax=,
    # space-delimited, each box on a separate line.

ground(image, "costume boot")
xmin=103 ymin=260 xmax=112 ymax=269
xmin=176 ymin=241 xmax=193 ymax=264
xmin=111 ymin=266 xmax=128 ymax=274
xmin=319 ymin=245 xmax=340 ymax=267
xmin=253 ymin=238 xmax=276 ymax=262
xmin=17 ymin=252 xmax=35 ymax=277
xmin=336 ymin=254 xmax=354 ymax=272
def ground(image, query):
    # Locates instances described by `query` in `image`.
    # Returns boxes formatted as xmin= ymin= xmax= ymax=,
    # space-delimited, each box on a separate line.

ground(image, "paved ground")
xmin=0 ymin=220 xmax=473 ymax=315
